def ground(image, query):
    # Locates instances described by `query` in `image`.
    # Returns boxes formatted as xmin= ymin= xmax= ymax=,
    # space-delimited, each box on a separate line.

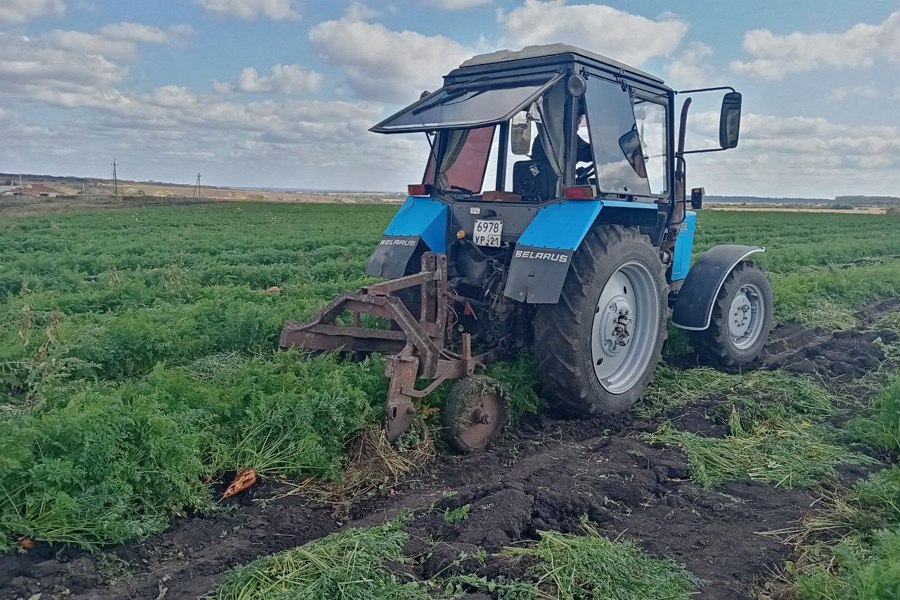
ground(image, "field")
xmin=1 ymin=202 xmax=898 ymax=600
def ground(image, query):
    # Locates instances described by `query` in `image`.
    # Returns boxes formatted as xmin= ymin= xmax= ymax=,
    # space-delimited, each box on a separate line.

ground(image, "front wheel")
xmin=689 ymin=261 xmax=773 ymax=371
xmin=533 ymin=225 xmax=668 ymax=416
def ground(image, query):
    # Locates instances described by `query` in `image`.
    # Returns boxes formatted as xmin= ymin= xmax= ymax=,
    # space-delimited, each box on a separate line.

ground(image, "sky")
xmin=1 ymin=0 xmax=899 ymax=197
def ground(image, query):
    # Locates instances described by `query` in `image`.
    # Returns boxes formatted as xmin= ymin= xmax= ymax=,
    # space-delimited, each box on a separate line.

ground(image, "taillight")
xmin=563 ymin=185 xmax=594 ymax=200
xmin=408 ymin=184 xmax=432 ymax=196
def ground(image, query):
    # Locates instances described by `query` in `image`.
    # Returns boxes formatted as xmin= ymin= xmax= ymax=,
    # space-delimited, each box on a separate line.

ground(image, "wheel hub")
xmin=599 ymin=298 xmax=633 ymax=355
xmin=726 ymin=284 xmax=765 ymax=350
xmin=728 ymin=292 xmax=753 ymax=338
xmin=590 ymin=263 xmax=661 ymax=394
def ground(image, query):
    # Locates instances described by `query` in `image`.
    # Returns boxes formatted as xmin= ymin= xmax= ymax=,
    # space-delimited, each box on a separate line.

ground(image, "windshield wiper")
xmin=412 ymin=88 xmax=470 ymax=115
xmin=448 ymin=185 xmax=475 ymax=195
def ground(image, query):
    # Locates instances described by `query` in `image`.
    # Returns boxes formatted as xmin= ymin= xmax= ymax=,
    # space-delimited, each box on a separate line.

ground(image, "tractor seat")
xmin=512 ymin=160 xmax=557 ymax=202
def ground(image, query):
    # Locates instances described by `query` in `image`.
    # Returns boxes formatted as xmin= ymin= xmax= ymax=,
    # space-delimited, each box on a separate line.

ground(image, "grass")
xmin=1 ymin=202 xmax=898 ymax=550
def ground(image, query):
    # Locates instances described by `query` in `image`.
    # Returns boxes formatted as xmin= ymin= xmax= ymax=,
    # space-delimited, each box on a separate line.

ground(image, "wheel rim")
xmin=727 ymin=283 xmax=765 ymax=350
xmin=590 ymin=261 xmax=661 ymax=394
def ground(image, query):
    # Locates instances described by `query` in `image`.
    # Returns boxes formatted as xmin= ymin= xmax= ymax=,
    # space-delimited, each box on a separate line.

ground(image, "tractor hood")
xmin=371 ymin=72 xmax=563 ymax=134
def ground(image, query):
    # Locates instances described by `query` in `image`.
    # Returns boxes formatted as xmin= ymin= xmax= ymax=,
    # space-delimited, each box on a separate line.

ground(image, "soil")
xmin=2 ymin=300 xmax=897 ymax=600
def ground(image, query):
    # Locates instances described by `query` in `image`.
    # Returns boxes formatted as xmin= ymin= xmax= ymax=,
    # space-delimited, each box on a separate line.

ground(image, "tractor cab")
xmin=372 ymin=44 xmax=674 ymax=205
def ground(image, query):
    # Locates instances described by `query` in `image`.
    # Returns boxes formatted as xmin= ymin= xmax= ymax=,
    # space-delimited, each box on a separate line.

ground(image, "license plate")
xmin=473 ymin=219 xmax=503 ymax=247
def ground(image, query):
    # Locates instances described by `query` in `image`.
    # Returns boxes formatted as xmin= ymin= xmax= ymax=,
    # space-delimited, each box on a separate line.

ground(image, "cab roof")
xmin=450 ymin=43 xmax=668 ymax=89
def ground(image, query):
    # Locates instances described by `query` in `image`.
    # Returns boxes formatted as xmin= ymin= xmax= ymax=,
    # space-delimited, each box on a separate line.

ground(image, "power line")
xmin=193 ymin=172 xmax=202 ymax=199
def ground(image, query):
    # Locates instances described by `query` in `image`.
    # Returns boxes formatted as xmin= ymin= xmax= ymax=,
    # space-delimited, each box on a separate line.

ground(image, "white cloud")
xmin=0 ymin=0 xmax=65 ymax=23
xmin=684 ymin=110 xmax=900 ymax=196
xmin=195 ymin=0 xmax=299 ymax=21
xmin=730 ymin=11 xmax=900 ymax=79
xmin=828 ymin=85 xmax=889 ymax=102
xmin=309 ymin=15 xmax=471 ymax=102
xmin=217 ymin=64 xmax=324 ymax=94
xmin=41 ymin=23 xmax=192 ymax=61
xmin=421 ymin=0 xmax=490 ymax=9
xmin=497 ymin=1 xmax=687 ymax=66
xmin=666 ymin=42 xmax=716 ymax=88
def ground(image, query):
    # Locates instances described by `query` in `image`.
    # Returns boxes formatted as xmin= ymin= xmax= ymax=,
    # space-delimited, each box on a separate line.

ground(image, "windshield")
xmin=372 ymin=74 xmax=562 ymax=133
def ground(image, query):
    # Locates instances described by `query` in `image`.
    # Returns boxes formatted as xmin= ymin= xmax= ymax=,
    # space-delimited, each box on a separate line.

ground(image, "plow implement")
xmin=280 ymin=253 xmax=506 ymax=450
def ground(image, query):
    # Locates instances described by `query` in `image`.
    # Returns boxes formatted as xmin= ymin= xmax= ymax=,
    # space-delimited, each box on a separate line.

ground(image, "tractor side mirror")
xmin=510 ymin=111 xmax=532 ymax=156
xmin=719 ymin=92 xmax=742 ymax=149
xmin=691 ymin=187 xmax=705 ymax=209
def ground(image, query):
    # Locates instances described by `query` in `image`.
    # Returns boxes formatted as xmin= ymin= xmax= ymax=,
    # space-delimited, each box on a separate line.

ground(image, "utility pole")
xmin=193 ymin=172 xmax=202 ymax=199
xmin=111 ymin=159 xmax=118 ymax=197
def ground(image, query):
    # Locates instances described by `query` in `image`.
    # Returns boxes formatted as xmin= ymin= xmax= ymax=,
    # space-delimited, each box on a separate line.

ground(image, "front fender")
xmin=672 ymin=244 xmax=765 ymax=330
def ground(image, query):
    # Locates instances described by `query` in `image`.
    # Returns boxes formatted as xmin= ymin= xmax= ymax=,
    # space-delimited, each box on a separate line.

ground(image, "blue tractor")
xmin=281 ymin=44 xmax=773 ymax=451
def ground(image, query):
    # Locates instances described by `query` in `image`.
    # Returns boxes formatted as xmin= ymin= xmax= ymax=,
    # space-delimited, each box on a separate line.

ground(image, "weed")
xmin=444 ymin=504 xmax=470 ymax=524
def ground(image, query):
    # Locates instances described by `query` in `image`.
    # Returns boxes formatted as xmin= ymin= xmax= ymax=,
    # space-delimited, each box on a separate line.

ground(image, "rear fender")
xmin=672 ymin=245 xmax=765 ymax=330
xmin=503 ymin=199 xmax=658 ymax=303
xmin=366 ymin=196 xmax=448 ymax=279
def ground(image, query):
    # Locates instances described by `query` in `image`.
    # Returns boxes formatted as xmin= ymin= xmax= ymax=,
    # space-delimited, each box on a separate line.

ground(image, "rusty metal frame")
xmin=280 ymin=252 xmax=493 ymax=441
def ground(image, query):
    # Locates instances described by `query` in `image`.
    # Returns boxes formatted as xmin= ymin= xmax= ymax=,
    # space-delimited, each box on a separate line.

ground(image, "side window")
xmin=634 ymin=100 xmax=667 ymax=195
xmin=583 ymin=78 xmax=651 ymax=196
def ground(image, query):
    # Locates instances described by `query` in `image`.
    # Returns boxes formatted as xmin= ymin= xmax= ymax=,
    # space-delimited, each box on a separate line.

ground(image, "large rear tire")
xmin=533 ymin=225 xmax=668 ymax=416
xmin=689 ymin=261 xmax=773 ymax=371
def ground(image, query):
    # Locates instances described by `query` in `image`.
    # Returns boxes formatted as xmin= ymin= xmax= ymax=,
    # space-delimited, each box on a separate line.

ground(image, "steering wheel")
xmin=575 ymin=164 xmax=595 ymax=185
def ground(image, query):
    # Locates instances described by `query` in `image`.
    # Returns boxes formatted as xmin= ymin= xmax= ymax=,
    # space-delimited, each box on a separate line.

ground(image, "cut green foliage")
xmin=640 ymin=365 xmax=833 ymax=420
xmin=786 ymin=468 xmax=900 ymax=600
xmin=504 ymin=522 xmax=697 ymax=600
xmin=485 ymin=353 xmax=541 ymax=417
xmin=443 ymin=504 xmax=470 ymax=524
xmin=847 ymin=377 xmax=900 ymax=455
xmin=216 ymin=521 xmax=429 ymax=600
xmin=795 ymin=528 xmax=900 ymax=600
xmin=649 ymin=409 xmax=873 ymax=488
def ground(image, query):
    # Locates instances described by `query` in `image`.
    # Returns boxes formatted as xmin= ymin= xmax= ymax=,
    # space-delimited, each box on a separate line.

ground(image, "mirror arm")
xmin=676 ymin=85 xmax=736 ymax=95
xmin=682 ymin=147 xmax=729 ymax=155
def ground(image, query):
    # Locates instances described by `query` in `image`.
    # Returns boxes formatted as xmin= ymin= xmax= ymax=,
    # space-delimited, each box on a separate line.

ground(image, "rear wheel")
xmin=533 ymin=225 xmax=668 ymax=416
xmin=689 ymin=261 xmax=773 ymax=371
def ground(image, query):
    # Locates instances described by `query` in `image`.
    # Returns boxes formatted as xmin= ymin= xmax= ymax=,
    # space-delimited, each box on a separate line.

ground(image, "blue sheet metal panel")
xmin=671 ymin=211 xmax=697 ymax=281
xmin=516 ymin=200 xmax=603 ymax=250
xmin=383 ymin=196 xmax=448 ymax=253
xmin=516 ymin=199 xmax=656 ymax=250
